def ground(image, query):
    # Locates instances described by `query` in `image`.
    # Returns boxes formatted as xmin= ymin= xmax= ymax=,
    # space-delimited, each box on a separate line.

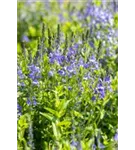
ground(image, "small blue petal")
xmin=92 ymin=96 xmax=96 ymax=101
xmin=114 ymin=133 xmax=118 ymax=141
xmin=99 ymin=143 xmax=105 ymax=149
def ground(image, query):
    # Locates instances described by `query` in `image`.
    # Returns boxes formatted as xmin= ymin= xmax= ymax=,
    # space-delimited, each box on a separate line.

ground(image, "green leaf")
xmin=18 ymin=130 xmax=25 ymax=140
xmin=100 ymin=109 xmax=105 ymax=119
xmin=29 ymin=26 xmax=36 ymax=36
xmin=17 ymin=92 xmax=22 ymax=98
xmin=73 ymin=111 xmax=83 ymax=118
xmin=40 ymin=112 xmax=54 ymax=121
xmin=58 ymin=100 xmax=71 ymax=118
xmin=52 ymin=122 xmax=58 ymax=138
xmin=44 ymin=107 xmax=59 ymax=118
xmin=17 ymin=43 xmax=22 ymax=54
xmin=60 ymin=99 xmax=71 ymax=110
xmin=114 ymin=13 xmax=118 ymax=28
xmin=103 ymin=140 xmax=109 ymax=145
xmin=57 ymin=121 xmax=71 ymax=127
xmin=94 ymin=0 xmax=101 ymax=7
xmin=94 ymin=38 xmax=100 ymax=49
xmin=18 ymin=115 xmax=28 ymax=129
xmin=85 ymin=126 xmax=93 ymax=131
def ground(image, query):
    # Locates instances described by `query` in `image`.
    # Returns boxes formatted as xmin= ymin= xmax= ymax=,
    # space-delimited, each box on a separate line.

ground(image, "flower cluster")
xmin=28 ymin=64 xmax=41 ymax=85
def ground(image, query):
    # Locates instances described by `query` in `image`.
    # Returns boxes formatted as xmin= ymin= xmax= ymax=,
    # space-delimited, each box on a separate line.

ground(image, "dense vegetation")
xmin=17 ymin=1 xmax=118 ymax=149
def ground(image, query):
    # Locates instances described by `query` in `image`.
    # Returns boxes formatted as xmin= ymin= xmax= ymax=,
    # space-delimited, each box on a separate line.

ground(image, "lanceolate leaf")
xmin=40 ymin=112 xmax=54 ymax=121
xmin=57 ymin=121 xmax=71 ymax=127
xmin=44 ymin=107 xmax=59 ymax=118
xmin=52 ymin=122 xmax=58 ymax=138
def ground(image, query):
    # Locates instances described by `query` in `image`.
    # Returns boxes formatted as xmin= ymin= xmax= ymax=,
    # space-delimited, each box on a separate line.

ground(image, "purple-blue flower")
xmin=17 ymin=70 xmax=24 ymax=79
xmin=97 ymin=83 xmax=105 ymax=98
xmin=17 ymin=112 xmax=22 ymax=117
xmin=17 ymin=103 xmax=22 ymax=111
xmin=49 ymin=51 xmax=65 ymax=65
xmin=94 ymin=62 xmax=99 ymax=69
xmin=28 ymin=64 xmax=40 ymax=85
xmin=83 ymin=73 xmax=90 ymax=80
xmin=78 ymin=58 xmax=84 ymax=67
xmin=67 ymin=47 xmax=76 ymax=58
xmin=73 ymin=43 xmax=79 ymax=49
xmin=97 ymin=82 xmax=104 ymax=91
xmin=66 ymin=66 xmax=74 ymax=73
xmin=114 ymin=133 xmax=118 ymax=141
xmin=94 ymin=89 xmax=98 ymax=94
xmin=33 ymin=99 xmax=37 ymax=106
xmin=100 ymin=91 xmax=105 ymax=98
xmin=89 ymin=41 xmax=94 ymax=48
xmin=59 ymin=14 xmax=64 ymax=22
xmin=49 ymin=58 xmax=55 ymax=64
xmin=17 ymin=103 xmax=22 ymax=117
xmin=92 ymin=96 xmax=96 ymax=101
xmin=68 ymin=86 xmax=72 ymax=91
xmin=27 ymin=99 xmax=31 ymax=106
xmin=29 ymin=73 xmax=35 ymax=80
xmin=58 ymin=69 xmax=66 ymax=76
xmin=71 ymin=141 xmax=78 ymax=147
xmin=84 ymin=63 xmax=89 ymax=69
xmin=17 ymin=70 xmax=22 ymax=76
xmin=90 ymin=55 xmax=96 ymax=62
xmin=99 ymin=143 xmax=105 ymax=149
xmin=105 ymin=76 xmax=111 ymax=83
xmin=92 ymin=144 xmax=96 ymax=150
xmin=22 ymin=35 xmax=29 ymax=42
xmin=56 ymin=55 xmax=65 ymax=65
xmin=48 ymin=71 xmax=54 ymax=77
xmin=58 ymin=0 xmax=63 ymax=4
xmin=28 ymin=65 xmax=40 ymax=73
xmin=33 ymin=79 xmax=39 ymax=85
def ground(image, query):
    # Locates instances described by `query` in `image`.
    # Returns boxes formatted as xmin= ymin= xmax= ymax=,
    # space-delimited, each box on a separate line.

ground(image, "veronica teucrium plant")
xmin=17 ymin=0 xmax=118 ymax=149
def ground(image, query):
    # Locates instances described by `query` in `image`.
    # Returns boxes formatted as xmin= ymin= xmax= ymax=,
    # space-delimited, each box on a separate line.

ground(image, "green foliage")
xmin=17 ymin=1 xmax=118 ymax=149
